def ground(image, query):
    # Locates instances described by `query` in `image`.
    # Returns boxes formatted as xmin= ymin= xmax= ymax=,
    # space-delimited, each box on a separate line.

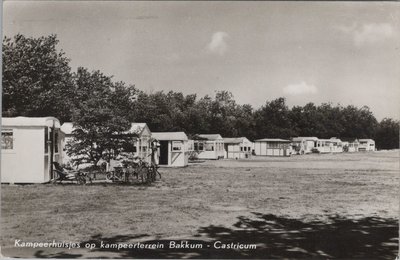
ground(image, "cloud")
xmin=207 ymin=31 xmax=229 ymax=55
xmin=354 ymin=23 xmax=394 ymax=46
xmin=336 ymin=23 xmax=396 ymax=47
xmin=283 ymin=82 xmax=317 ymax=96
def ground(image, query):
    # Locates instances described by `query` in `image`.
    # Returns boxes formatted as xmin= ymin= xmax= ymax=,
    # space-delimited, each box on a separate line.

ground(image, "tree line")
xmin=3 ymin=34 xmax=399 ymax=151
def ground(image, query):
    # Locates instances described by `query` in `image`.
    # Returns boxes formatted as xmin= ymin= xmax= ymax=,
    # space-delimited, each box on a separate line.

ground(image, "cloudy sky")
xmin=3 ymin=1 xmax=400 ymax=120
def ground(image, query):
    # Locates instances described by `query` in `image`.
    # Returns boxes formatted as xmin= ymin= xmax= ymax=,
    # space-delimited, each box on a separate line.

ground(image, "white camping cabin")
xmin=223 ymin=137 xmax=253 ymax=159
xmin=193 ymin=134 xmax=224 ymax=159
xmin=1 ymin=117 xmax=64 ymax=183
xmin=358 ymin=139 xmax=375 ymax=151
xmin=347 ymin=140 xmax=360 ymax=152
xmin=291 ymin=137 xmax=318 ymax=154
xmin=315 ymin=138 xmax=343 ymax=153
xmin=254 ymin=138 xmax=291 ymax=157
xmin=315 ymin=139 xmax=332 ymax=153
xmin=342 ymin=141 xmax=358 ymax=153
xmin=128 ymin=123 xmax=153 ymax=163
xmin=329 ymin=137 xmax=343 ymax=153
xmin=152 ymin=132 xmax=189 ymax=167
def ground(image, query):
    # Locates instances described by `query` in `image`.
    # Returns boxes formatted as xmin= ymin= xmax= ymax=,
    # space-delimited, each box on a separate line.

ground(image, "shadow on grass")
xmin=34 ymin=250 xmax=83 ymax=258
xmin=34 ymin=212 xmax=398 ymax=259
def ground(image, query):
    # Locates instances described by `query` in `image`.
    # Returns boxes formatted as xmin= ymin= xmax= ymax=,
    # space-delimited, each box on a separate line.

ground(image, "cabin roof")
xmin=152 ymin=132 xmax=188 ymax=141
xmin=61 ymin=122 xmax=74 ymax=134
xmin=255 ymin=138 xmax=291 ymax=143
xmin=196 ymin=134 xmax=223 ymax=141
xmin=223 ymin=137 xmax=249 ymax=144
xmin=358 ymin=139 xmax=375 ymax=142
xmin=291 ymin=137 xmax=319 ymax=142
xmin=128 ymin=123 xmax=150 ymax=136
xmin=2 ymin=117 xmax=61 ymax=128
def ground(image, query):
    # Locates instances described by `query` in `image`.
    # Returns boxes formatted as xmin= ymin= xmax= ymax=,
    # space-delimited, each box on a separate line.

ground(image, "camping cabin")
xmin=1 ymin=117 xmax=64 ymax=183
xmin=128 ymin=123 xmax=153 ymax=163
xmin=329 ymin=138 xmax=343 ymax=153
xmin=315 ymin=138 xmax=343 ymax=153
xmin=315 ymin=139 xmax=332 ymax=153
xmin=193 ymin=134 xmax=224 ymax=160
xmin=254 ymin=138 xmax=291 ymax=157
xmin=358 ymin=139 xmax=375 ymax=151
xmin=152 ymin=132 xmax=189 ymax=167
xmin=223 ymin=137 xmax=253 ymax=159
xmin=291 ymin=137 xmax=318 ymax=154
xmin=347 ymin=140 xmax=360 ymax=152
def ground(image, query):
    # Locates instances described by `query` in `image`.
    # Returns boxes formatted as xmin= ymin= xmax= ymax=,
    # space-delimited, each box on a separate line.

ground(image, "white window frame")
xmin=1 ymin=129 xmax=15 ymax=151
xmin=172 ymin=141 xmax=182 ymax=151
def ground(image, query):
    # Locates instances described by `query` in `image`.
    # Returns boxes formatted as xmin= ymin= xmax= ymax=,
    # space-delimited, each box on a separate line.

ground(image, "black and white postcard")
xmin=1 ymin=1 xmax=399 ymax=259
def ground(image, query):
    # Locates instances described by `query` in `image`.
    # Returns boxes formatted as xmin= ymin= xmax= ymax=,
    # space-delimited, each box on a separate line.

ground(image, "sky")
xmin=3 ymin=1 xmax=400 ymax=120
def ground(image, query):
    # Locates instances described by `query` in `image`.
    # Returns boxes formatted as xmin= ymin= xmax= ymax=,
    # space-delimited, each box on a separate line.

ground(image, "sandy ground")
xmin=1 ymin=151 xmax=399 ymax=258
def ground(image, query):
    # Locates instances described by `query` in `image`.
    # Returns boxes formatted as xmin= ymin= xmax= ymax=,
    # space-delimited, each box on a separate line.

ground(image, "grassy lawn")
xmin=1 ymin=151 xmax=398 ymax=258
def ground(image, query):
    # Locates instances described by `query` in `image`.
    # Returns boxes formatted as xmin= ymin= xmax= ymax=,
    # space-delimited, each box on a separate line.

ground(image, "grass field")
xmin=1 ymin=151 xmax=399 ymax=259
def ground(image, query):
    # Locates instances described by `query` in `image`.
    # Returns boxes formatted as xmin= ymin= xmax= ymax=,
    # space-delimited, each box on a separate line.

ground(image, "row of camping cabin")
xmin=1 ymin=117 xmax=191 ymax=183
xmin=290 ymin=137 xmax=376 ymax=154
xmin=1 ymin=116 xmax=376 ymax=183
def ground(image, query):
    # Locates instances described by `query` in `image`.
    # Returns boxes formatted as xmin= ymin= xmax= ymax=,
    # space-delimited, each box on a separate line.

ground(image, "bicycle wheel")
xmin=149 ymin=167 xmax=156 ymax=182
xmin=106 ymin=172 xmax=114 ymax=181
xmin=136 ymin=166 xmax=147 ymax=183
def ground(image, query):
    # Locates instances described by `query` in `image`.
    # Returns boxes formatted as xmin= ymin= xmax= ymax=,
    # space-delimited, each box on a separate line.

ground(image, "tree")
xmin=254 ymin=97 xmax=297 ymax=139
xmin=67 ymin=67 xmax=138 ymax=165
xmin=2 ymin=34 xmax=74 ymax=122
xmin=234 ymin=104 xmax=257 ymax=140
xmin=207 ymin=91 xmax=238 ymax=137
xmin=375 ymin=118 xmax=399 ymax=150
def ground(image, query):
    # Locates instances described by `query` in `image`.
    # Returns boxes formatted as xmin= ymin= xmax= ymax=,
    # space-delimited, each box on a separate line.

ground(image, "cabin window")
xmin=268 ymin=142 xmax=279 ymax=149
xmin=195 ymin=142 xmax=204 ymax=151
xmin=172 ymin=141 xmax=182 ymax=151
xmin=205 ymin=143 xmax=214 ymax=151
xmin=241 ymin=147 xmax=244 ymax=152
xmin=1 ymin=130 xmax=14 ymax=150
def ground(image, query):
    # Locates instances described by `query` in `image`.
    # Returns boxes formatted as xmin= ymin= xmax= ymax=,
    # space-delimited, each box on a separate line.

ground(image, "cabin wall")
xmin=304 ymin=141 xmax=316 ymax=153
xmin=169 ymin=140 xmax=188 ymax=167
xmin=359 ymin=141 xmax=375 ymax=151
xmin=254 ymin=141 xmax=290 ymax=157
xmin=315 ymin=141 xmax=332 ymax=153
xmin=195 ymin=140 xmax=224 ymax=159
xmin=1 ymin=127 xmax=46 ymax=183
xmin=225 ymin=143 xmax=252 ymax=159
xmin=134 ymin=128 xmax=152 ymax=163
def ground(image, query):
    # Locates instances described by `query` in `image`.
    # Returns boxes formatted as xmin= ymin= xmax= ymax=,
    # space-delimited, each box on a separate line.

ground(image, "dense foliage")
xmin=3 ymin=34 xmax=399 ymax=154
xmin=2 ymin=34 xmax=74 ymax=122
xmin=66 ymin=67 xmax=138 ymax=164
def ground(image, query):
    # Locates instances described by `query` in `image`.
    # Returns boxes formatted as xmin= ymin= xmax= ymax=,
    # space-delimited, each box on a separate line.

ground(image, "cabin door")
xmin=159 ymin=141 xmax=169 ymax=165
